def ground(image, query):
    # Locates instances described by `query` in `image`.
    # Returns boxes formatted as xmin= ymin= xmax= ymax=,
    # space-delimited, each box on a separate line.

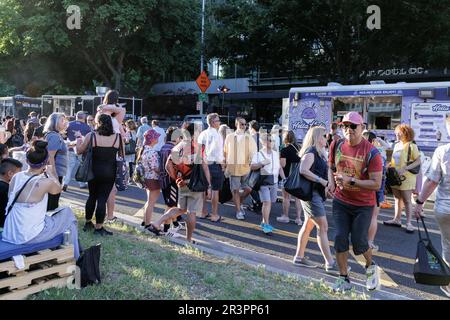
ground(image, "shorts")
xmin=301 ymin=191 xmax=326 ymax=218
xmin=230 ymin=175 xmax=249 ymax=192
xmin=162 ymin=181 xmax=178 ymax=207
xmin=144 ymin=179 xmax=160 ymax=191
xmin=208 ymin=163 xmax=224 ymax=191
xmin=259 ymin=185 xmax=277 ymax=203
xmin=178 ymin=186 xmax=203 ymax=213
xmin=332 ymin=199 xmax=373 ymax=255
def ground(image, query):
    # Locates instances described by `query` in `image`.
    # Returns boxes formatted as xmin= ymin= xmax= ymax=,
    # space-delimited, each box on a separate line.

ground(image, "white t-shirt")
xmin=426 ymin=143 xmax=450 ymax=215
xmin=251 ymin=149 xmax=281 ymax=183
xmin=197 ymin=127 xmax=224 ymax=163
xmin=153 ymin=126 xmax=166 ymax=152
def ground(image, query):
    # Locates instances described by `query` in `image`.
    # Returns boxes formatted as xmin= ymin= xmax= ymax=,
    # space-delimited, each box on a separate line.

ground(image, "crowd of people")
xmin=0 ymin=92 xmax=448 ymax=297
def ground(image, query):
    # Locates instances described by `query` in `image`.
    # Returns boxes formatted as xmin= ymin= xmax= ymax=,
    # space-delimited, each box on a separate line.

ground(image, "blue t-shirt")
xmin=136 ymin=124 xmax=151 ymax=141
xmin=46 ymin=131 xmax=68 ymax=177
xmin=66 ymin=121 xmax=92 ymax=151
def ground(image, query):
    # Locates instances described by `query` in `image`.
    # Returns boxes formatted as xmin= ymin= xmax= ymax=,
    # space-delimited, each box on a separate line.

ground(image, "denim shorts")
xmin=332 ymin=199 xmax=373 ymax=255
xmin=301 ymin=191 xmax=326 ymax=218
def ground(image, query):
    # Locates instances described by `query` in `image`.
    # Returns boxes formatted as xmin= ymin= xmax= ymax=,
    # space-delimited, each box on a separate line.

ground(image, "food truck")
xmin=0 ymin=96 xmax=43 ymax=119
xmin=286 ymin=81 xmax=450 ymax=153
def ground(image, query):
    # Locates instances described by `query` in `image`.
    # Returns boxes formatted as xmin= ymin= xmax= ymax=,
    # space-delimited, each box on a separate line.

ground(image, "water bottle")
xmin=63 ymin=230 xmax=71 ymax=245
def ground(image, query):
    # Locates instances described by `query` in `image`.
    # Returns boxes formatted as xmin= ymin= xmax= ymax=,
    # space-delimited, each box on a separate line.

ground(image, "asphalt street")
xmin=61 ymin=182 xmax=448 ymax=300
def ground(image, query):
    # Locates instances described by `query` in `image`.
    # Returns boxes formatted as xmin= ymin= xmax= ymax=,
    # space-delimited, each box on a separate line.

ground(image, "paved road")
xmin=61 ymin=183 xmax=448 ymax=300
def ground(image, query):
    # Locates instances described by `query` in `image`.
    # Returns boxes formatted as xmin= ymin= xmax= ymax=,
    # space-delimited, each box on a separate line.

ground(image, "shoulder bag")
xmin=407 ymin=143 xmax=421 ymax=175
xmin=75 ymin=133 xmax=95 ymax=183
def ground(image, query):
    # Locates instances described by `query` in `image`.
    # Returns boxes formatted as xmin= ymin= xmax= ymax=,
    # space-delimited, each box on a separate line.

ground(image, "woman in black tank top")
xmin=76 ymin=114 xmax=119 ymax=236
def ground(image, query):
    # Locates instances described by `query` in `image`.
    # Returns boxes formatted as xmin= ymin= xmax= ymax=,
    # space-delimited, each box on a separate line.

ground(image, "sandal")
xmin=383 ymin=219 xmax=402 ymax=227
xmin=199 ymin=214 xmax=211 ymax=220
xmin=145 ymin=224 xmax=162 ymax=236
xmin=106 ymin=217 xmax=118 ymax=224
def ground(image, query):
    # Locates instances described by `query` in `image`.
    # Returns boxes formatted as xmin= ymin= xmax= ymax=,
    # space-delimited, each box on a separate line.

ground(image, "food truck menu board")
xmin=410 ymin=103 xmax=450 ymax=144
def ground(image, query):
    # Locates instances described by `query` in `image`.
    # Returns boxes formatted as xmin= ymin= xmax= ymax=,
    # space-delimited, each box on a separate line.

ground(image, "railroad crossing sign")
xmin=195 ymin=71 xmax=211 ymax=93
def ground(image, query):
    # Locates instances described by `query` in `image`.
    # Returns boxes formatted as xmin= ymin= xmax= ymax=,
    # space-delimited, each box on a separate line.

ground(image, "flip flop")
xmin=383 ymin=220 xmax=402 ymax=227
xmin=199 ymin=214 xmax=211 ymax=219
xmin=210 ymin=216 xmax=222 ymax=223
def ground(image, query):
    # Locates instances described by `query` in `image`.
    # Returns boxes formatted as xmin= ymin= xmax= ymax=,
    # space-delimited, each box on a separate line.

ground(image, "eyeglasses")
xmin=343 ymin=123 xmax=358 ymax=130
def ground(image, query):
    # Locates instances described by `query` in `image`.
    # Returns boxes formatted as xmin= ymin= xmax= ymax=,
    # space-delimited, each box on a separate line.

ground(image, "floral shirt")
xmin=141 ymin=145 xmax=160 ymax=180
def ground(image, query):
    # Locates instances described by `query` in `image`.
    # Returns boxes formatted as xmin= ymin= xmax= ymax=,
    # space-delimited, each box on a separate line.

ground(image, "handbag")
xmin=188 ymin=163 xmax=209 ymax=192
xmin=386 ymin=167 xmax=405 ymax=187
xmin=284 ymin=162 xmax=313 ymax=201
xmin=246 ymin=152 xmax=274 ymax=191
xmin=75 ymin=134 xmax=95 ymax=183
xmin=219 ymin=177 xmax=233 ymax=204
xmin=76 ymin=244 xmax=101 ymax=288
xmin=115 ymin=134 xmax=128 ymax=191
xmin=125 ymin=135 xmax=137 ymax=155
xmin=413 ymin=216 xmax=450 ymax=286
xmin=407 ymin=143 xmax=421 ymax=175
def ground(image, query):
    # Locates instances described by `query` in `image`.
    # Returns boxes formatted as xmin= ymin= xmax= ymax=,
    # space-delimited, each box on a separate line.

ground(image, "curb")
xmin=63 ymin=200 xmax=418 ymax=300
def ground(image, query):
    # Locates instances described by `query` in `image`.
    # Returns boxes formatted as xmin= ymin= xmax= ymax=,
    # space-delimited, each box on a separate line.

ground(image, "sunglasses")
xmin=343 ymin=123 xmax=358 ymax=130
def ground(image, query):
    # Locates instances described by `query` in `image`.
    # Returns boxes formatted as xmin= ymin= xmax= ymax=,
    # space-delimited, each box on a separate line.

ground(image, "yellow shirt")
xmin=391 ymin=142 xmax=420 ymax=190
xmin=224 ymin=132 xmax=257 ymax=177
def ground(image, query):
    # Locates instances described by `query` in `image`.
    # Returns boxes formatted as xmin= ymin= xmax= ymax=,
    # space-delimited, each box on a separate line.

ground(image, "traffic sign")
xmin=196 ymin=101 xmax=202 ymax=111
xmin=195 ymin=71 xmax=211 ymax=93
xmin=198 ymin=93 xmax=208 ymax=102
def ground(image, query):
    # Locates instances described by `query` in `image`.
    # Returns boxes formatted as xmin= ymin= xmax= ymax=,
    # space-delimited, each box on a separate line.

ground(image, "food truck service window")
xmin=366 ymin=96 xmax=401 ymax=130
xmin=332 ymin=97 xmax=364 ymax=122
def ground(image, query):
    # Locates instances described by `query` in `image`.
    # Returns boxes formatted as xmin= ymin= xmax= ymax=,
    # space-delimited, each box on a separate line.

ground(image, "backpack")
xmin=331 ymin=139 xmax=380 ymax=176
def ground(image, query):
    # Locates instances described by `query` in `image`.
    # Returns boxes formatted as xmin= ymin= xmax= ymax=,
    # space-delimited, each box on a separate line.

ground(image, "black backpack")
xmin=76 ymin=244 xmax=101 ymax=288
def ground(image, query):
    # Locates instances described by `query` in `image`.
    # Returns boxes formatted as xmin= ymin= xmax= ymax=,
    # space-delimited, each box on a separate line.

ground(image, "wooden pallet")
xmin=0 ymin=245 xmax=75 ymax=300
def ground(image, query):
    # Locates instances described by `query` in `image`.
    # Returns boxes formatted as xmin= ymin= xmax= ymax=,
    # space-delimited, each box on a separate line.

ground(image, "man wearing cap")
xmin=136 ymin=116 xmax=151 ymax=148
xmin=63 ymin=111 xmax=92 ymax=191
xmin=328 ymin=111 xmax=383 ymax=292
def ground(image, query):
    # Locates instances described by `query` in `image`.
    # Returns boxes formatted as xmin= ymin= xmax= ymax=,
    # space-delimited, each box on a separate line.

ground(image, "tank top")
xmin=92 ymin=133 xmax=119 ymax=181
xmin=2 ymin=172 xmax=48 ymax=244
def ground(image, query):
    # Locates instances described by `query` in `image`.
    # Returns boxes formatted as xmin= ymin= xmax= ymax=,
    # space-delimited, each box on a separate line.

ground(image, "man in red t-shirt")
xmin=328 ymin=112 xmax=383 ymax=292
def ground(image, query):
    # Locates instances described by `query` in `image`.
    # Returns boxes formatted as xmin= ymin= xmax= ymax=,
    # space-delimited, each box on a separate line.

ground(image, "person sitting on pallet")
xmin=2 ymin=140 xmax=80 ymax=259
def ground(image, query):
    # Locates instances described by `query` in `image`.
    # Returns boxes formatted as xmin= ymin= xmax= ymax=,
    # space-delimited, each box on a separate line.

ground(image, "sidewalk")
xmin=63 ymin=200 xmax=422 ymax=300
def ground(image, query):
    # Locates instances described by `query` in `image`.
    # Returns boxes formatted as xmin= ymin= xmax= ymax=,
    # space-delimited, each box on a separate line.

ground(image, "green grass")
xmin=31 ymin=217 xmax=366 ymax=300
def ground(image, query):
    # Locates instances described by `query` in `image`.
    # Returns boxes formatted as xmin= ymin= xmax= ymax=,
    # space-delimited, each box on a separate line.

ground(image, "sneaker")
xmin=292 ymin=256 xmax=317 ymax=268
xmin=380 ymin=201 xmax=392 ymax=209
xmin=276 ymin=216 xmax=290 ymax=223
xmin=171 ymin=225 xmax=182 ymax=233
xmin=332 ymin=277 xmax=353 ymax=293
xmin=236 ymin=212 xmax=245 ymax=220
xmin=440 ymin=285 xmax=450 ymax=298
xmin=178 ymin=222 xmax=186 ymax=230
xmin=94 ymin=227 xmax=113 ymax=236
xmin=295 ymin=218 xmax=303 ymax=226
xmin=83 ymin=221 xmax=94 ymax=232
xmin=366 ymin=263 xmax=381 ymax=291
xmin=165 ymin=228 xmax=182 ymax=238
xmin=240 ymin=205 xmax=246 ymax=216
xmin=262 ymin=224 xmax=272 ymax=235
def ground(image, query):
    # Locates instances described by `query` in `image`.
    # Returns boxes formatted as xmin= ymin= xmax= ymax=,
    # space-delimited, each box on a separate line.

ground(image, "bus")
xmin=0 ymin=96 xmax=42 ymax=119
xmin=286 ymin=81 xmax=450 ymax=152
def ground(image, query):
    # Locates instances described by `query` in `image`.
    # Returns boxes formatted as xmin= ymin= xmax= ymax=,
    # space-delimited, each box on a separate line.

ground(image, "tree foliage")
xmin=0 ymin=0 xmax=202 ymax=96
xmin=206 ymin=0 xmax=450 ymax=83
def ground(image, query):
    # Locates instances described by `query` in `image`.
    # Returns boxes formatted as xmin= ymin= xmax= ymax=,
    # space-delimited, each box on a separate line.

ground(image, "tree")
xmin=0 ymin=0 xmax=202 ymax=96
xmin=206 ymin=0 xmax=450 ymax=83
